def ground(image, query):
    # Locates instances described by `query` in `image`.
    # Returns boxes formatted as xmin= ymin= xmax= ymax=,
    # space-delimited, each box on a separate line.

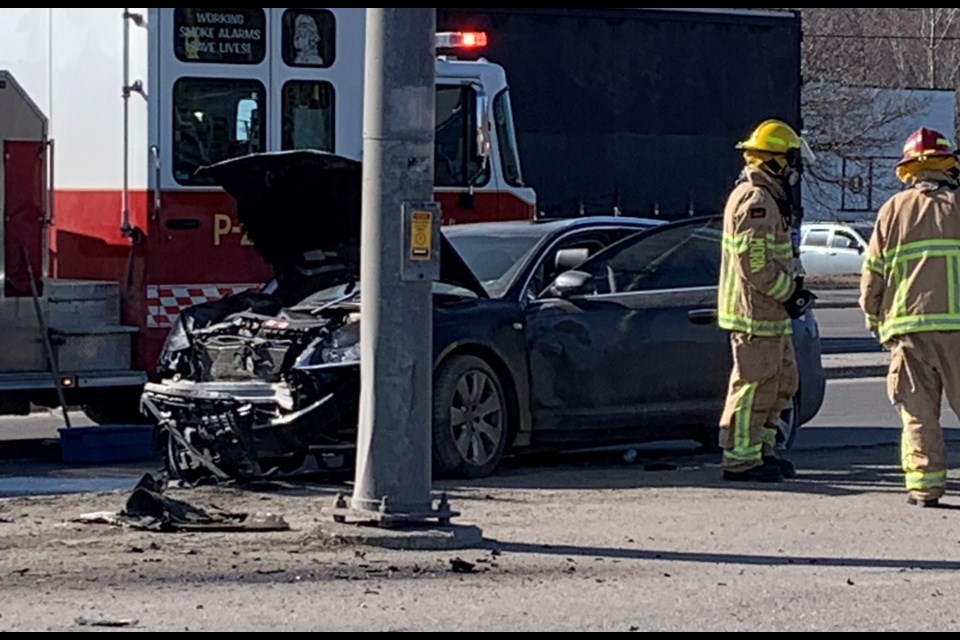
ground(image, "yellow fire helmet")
xmin=737 ymin=119 xmax=816 ymax=166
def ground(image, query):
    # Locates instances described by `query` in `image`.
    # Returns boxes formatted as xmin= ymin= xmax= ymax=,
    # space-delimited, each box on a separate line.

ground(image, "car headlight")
xmin=161 ymin=315 xmax=190 ymax=354
xmin=156 ymin=314 xmax=192 ymax=376
xmin=321 ymin=321 xmax=360 ymax=364
xmin=322 ymin=343 xmax=361 ymax=364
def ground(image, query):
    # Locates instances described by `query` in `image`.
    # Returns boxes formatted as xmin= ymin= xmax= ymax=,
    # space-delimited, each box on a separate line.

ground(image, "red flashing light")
xmin=435 ymin=31 xmax=488 ymax=50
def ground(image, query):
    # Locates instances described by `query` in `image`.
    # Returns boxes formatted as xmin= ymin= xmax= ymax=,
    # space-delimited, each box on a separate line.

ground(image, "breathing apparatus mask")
xmin=778 ymin=137 xmax=815 ymax=186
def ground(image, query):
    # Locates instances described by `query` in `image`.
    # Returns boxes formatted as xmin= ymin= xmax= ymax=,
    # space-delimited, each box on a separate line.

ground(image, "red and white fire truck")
xmin=0 ymin=8 xmax=535 ymax=423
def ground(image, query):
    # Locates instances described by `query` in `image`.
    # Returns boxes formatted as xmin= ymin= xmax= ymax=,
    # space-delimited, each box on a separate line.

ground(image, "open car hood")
xmin=195 ymin=150 xmax=487 ymax=300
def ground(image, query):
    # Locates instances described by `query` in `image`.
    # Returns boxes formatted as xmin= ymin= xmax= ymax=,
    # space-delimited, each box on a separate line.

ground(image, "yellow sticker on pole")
xmin=410 ymin=210 xmax=432 ymax=261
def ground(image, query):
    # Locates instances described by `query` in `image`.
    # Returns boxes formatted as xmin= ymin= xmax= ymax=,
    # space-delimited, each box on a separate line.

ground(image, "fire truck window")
xmin=435 ymin=85 xmax=489 ymax=188
xmin=173 ymin=78 xmax=266 ymax=186
xmin=281 ymin=81 xmax=335 ymax=152
xmin=282 ymin=9 xmax=336 ymax=68
xmin=173 ymin=8 xmax=266 ymax=64
xmin=493 ymin=89 xmax=525 ymax=188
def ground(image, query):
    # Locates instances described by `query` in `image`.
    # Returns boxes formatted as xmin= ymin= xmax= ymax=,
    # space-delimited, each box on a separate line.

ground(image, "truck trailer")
xmin=437 ymin=7 xmax=804 ymax=220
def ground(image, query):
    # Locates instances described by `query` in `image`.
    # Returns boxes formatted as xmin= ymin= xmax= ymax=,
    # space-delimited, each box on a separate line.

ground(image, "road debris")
xmin=75 ymin=617 xmax=139 ymax=627
xmin=449 ymin=557 xmax=476 ymax=573
xmin=74 ymin=473 xmax=290 ymax=533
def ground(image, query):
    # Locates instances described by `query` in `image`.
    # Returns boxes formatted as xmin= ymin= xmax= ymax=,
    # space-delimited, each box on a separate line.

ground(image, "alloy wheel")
xmin=449 ymin=369 xmax=505 ymax=467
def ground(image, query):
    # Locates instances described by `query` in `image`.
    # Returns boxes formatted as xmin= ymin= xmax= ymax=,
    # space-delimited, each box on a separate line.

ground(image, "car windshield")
xmin=290 ymin=280 xmax=360 ymax=310
xmin=444 ymin=227 xmax=545 ymax=297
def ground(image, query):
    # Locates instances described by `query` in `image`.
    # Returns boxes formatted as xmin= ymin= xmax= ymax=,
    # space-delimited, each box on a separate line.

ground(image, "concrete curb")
xmin=814 ymin=301 xmax=859 ymax=310
xmin=316 ymin=521 xmax=485 ymax=550
xmin=824 ymin=364 xmax=888 ymax=379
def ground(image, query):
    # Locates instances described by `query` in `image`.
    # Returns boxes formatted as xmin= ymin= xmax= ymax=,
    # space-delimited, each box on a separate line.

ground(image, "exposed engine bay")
xmin=142 ymin=286 xmax=363 ymax=483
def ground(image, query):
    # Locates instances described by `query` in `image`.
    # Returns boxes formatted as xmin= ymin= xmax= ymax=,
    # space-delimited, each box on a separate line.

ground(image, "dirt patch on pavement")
xmin=805 ymin=274 xmax=861 ymax=289
xmin=0 ymin=445 xmax=918 ymax=591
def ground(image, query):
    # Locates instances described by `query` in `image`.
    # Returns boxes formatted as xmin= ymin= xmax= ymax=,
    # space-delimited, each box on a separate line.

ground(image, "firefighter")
xmin=860 ymin=127 xmax=960 ymax=507
xmin=718 ymin=119 xmax=816 ymax=482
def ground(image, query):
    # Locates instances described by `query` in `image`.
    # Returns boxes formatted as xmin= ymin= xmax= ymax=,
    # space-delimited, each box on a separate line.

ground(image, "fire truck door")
xmin=3 ymin=140 xmax=45 ymax=297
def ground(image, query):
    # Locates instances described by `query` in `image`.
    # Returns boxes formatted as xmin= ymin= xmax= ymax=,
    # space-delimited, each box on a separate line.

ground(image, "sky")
xmin=0 ymin=8 xmax=149 ymax=188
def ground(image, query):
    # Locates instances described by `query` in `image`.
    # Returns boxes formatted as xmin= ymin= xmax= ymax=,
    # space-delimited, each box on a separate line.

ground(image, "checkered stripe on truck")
xmin=146 ymin=284 xmax=258 ymax=328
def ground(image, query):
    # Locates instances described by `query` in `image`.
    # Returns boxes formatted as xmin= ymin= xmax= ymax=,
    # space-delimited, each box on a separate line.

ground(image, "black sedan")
xmin=142 ymin=150 xmax=826 ymax=481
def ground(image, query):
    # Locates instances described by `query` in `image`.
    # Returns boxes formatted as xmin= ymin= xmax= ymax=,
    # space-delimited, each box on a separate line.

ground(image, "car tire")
xmin=432 ymin=354 xmax=510 ymax=479
xmin=776 ymin=395 xmax=801 ymax=451
xmin=162 ymin=429 xmax=216 ymax=485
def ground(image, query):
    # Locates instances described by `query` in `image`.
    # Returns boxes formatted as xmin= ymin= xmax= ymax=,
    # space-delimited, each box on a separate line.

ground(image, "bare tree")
xmin=790 ymin=8 xmax=959 ymax=217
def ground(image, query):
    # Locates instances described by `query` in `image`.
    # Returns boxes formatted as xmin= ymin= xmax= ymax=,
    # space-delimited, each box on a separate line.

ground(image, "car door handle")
xmin=687 ymin=309 xmax=717 ymax=325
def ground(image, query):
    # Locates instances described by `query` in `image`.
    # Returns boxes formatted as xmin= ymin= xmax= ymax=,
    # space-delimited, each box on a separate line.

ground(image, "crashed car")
xmin=141 ymin=150 xmax=491 ymax=482
xmin=143 ymin=149 xmax=826 ymax=484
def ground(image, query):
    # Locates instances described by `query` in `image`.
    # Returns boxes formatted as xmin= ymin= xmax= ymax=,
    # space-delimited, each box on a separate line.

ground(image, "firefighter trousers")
xmin=719 ymin=332 xmax=799 ymax=472
xmin=887 ymin=331 xmax=960 ymax=502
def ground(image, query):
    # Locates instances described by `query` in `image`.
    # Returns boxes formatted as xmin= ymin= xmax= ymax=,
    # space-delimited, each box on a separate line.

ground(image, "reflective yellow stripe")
xmin=863 ymin=254 xmax=885 ymax=275
xmin=722 ymin=233 xmax=750 ymax=254
xmin=765 ymin=135 xmax=787 ymax=149
xmin=719 ymin=314 xmax=793 ymax=336
xmin=748 ymin=239 xmax=766 ymax=273
xmin=949 ymin=256 xmax=959 ymax=316
xmin=886 ymin=239 xmax=960 ymax=264
xmin=764 ymin=235 xmax=793 ymax=260
xmin=905 ymin=470 xmax=947 ymax=491
xmin=880 ymin=313 xmax=960 ymax=342
xmin=725 ymin=382 xmax=762 ymax=463
xmin=771 ymin=248 xmax=794 ymax=260
xmin=724 ymin=257 xmax=738 ymax=319
xmin=767 ymin=271 xmax=792 ymax=301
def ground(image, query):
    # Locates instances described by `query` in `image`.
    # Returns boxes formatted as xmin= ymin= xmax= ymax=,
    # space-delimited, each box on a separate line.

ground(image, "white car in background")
xmin=799 ymin=221 xmax=875 ymax=276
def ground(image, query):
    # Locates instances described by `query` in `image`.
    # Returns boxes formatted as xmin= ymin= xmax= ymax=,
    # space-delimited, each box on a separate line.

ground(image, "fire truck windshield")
xmin=173 ymin=78 xmax=266 ymax=185
xmin=493 ymin=89 xmax=524 ymax=187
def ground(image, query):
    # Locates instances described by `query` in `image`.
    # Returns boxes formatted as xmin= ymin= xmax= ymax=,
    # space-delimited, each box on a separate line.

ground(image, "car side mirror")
xmin=555 ymin=248 xmax=590 ymax=272
xmin=857 ymin=244 xmax=865 ymax=255
xmin=550 ymin=270 xmax=594 ymax=298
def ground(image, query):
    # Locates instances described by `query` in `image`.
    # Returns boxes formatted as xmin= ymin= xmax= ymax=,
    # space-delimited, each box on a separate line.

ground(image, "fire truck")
xmin=0 ymin=8 xmax=535 ymax=424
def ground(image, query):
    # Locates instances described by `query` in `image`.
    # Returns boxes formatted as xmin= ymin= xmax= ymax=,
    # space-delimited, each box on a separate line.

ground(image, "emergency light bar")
xmin=435 ymin=31 xmax=488 ymax=50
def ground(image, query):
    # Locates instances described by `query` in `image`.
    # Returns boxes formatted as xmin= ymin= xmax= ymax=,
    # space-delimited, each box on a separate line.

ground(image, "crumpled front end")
xmin=142 ymin=290 xmax=362 ymax=483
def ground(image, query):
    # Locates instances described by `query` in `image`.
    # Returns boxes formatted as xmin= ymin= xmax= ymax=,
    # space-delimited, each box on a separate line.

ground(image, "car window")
xmin=527 ymin=231 xmax=620 ymax=297
xmin=802 ymin=229 xmax=830 ymax=247
xmin=830 ymin=230 xmax=860 ymax=250
xmin=555 ymin=217 xmax=722 ymax=296
xmin=444 ymin=231 xmax=543 ymax=297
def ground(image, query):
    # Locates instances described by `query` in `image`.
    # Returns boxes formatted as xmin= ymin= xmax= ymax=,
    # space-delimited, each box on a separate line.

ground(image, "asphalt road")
xmin=2 ymin=385 xmax=960 ymax=632
xmin=3 ymin=378 xmax=959 ymax=495
xmin=796 ymin=376 xmax=960 ymax=450
xmin=814 ymin=306 xmax=884 ymax=354
xmin=4 ymin=379 xmax=960 ymax=631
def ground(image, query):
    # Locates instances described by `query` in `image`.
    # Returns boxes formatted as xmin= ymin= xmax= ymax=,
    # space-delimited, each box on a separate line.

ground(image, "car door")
xmin=827 ymin=228 xmax=866 ymax=275
xmin=522 ymin=228 xmax=624 ymax=300
xmin=522 ymin=217 xmax=730 ymax=439
xmin=799 ymin=226 xmax=833 ymax=276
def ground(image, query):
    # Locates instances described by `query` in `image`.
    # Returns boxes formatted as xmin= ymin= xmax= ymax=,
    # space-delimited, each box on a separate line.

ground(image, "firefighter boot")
xmin=722 ymin=460 xmax=784 ymax=483
xmin=763 ymin=456 xmax=797 ymax=479
xmin=907 ymin=496 xmax=941 ymax=508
